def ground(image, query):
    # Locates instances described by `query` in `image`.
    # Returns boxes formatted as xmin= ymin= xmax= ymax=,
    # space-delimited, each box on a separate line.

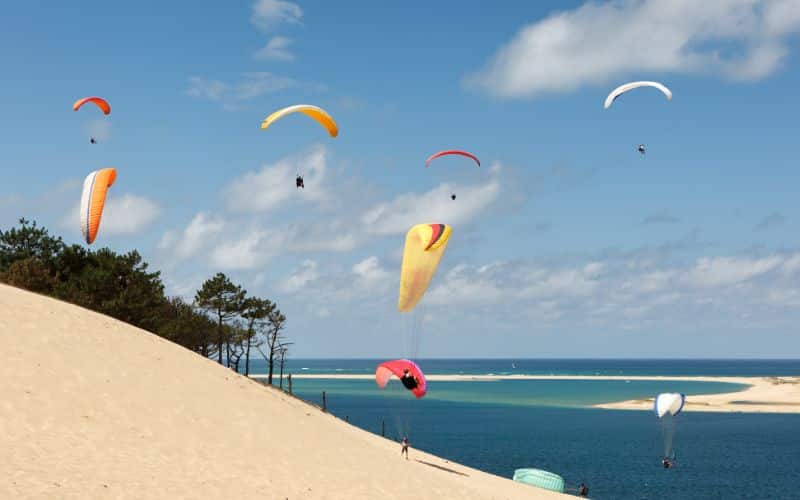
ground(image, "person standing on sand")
xmin=578 ymin=482 xmax=589 ymax=497
xmin=401 ymin=437 xmax=409 ymax=460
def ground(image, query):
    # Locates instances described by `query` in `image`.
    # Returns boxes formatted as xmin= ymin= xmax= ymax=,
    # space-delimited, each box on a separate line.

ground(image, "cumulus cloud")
xmin=466 ymin=0 xmax=800 ymax=99
xmin=280 ymin=259 xmax=319 ymax=293
xmin=158 ymin=212 xmax=224 ymax=259
xmin=101 ymin=194 xmax=161 ymax=236
xmin=225 ymin=145 xmax=328 ymax=213
xmin=255 ymin=36 xmax=295 ymax=61
xmin=210 ymin=228 xmax=285 ymax=270
xmin=251 ymin=0 xmax=302 ymax=32
xmin=62 ymin=193 xmax=160 ymax=237
xmin=352 ymin=256 xmax=391 ymax=290
xmin=425 ymin=249 xmax=800 ymax=329
xmin=361 ymin=164 xmax=502 ymax=235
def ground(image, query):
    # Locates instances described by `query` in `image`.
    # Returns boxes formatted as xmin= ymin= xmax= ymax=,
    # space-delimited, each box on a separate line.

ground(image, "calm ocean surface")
xmin=250 ymin=359 xmax=800 ymax=499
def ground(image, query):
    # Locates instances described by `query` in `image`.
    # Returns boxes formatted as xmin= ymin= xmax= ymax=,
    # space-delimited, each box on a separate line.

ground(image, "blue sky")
xmin=2 ymin=0 xmax=800 ymax=357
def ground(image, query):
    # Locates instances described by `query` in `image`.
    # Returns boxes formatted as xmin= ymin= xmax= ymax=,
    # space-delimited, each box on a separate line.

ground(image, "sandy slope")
xmin=269 ymin=374 xmax=800 ymax=414
xmin=593 ymin=376 xmax=800 ymax=413
xmin=0 ymin=284 xmax=567 ymax=499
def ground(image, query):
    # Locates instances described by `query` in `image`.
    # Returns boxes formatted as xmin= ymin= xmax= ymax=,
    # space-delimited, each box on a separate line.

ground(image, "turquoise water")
xmin=291 ymin=378 xmax=745 ymax=408
xmin=256 ymin=359 xmax=800 ymax=499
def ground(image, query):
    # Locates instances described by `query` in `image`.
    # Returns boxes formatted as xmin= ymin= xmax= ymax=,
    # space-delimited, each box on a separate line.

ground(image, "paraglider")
xmin=638 ymin=144 xmax=646 ymax=155
xmin=603 ymin=81 xmax=672 ymax=109
xmin=73 ymin=97 xmax=110 ymax=144
xmin=261 ymin=104 xmax=338 ymax=137
xmin=655 ymin=392 xmax=685 ymax=466
xmin=426 ymin=150 xmax=480 ymax=201
xmin=80 ymin=168 xmax=116 ymax=245
xmin=262 ymin=105 xmax=337 ymax=189
xmin=73 ymin=96 xmax=111 ymax=115
xmin=375 ymin=359 xmax=427 ymax=399
xmin=425 ymin=150 xmax=480 ymax=168
xmin=398 ymin=223 xmax=452 ymax=312
xmin=512 ymin=469 xmax=565 ymax=493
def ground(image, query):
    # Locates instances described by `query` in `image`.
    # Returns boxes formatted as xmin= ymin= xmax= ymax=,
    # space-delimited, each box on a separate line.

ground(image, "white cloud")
xmin=225 ymin=145 xmax=328 ymax=213
xmin=101 ymin=194 xmax=161 ymax=236
xmin=466 ymin=0 xmax=800 ymax=99
xmin=280 ymin=259 xmax=319 ymax=293
xmin=210 ymin=228 xmax=284 ymax=270
xmin=255 ymin=36 xmax=295 ymax=61
xmin=186 ymin=73 xmax=314 ymax=110
xmin=362 ymin=167 xmax=501 ymax=235
xmin=684 ymin=255 xmax=782 ymax=288
xmin=352 ymin=256 xmax=390 ymax=290
xmin=62 ymin=193 xmax=160 ymax=237
xmin=251 ymin=0 xmax=302 ymax=32
xmin=159 ymin=212 xmax=224 ymax=259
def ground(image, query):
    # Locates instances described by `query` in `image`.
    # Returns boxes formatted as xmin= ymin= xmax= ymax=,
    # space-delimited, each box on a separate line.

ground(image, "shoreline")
xmin=250 ymin=374 xmax=800 ymax=414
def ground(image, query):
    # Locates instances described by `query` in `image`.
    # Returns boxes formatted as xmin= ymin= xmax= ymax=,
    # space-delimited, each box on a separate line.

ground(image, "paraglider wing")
xmin=512 ymin=469 xmax=565 ymax=493
xmin=654 ymin=393 xmax=686 ymax=418
xmin=73 ymin=96 xmax=111 ymax=115
xmin=260 ymin=104 xmax=338 ymax=137
xmin=398 ymin=223 xmax=452 ymax=312
xmin=80 ymin=168 xmax=116 ymax=245
xmin=425 ymin=150 xmax=481 ymax=168
xmin=375 ymin=359 xmax=427 ymax=398
xmin=604 ymin=81 xmax=672 ymax=109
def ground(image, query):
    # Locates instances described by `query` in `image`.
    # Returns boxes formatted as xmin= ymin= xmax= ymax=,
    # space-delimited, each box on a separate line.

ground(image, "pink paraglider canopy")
xmin=375 ymin=359 xmax=427 ymax=399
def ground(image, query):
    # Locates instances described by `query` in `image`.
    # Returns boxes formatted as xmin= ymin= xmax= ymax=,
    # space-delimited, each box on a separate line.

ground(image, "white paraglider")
xmin=604 ymin=81 xmax=672 ymax=109
xmin=655 ymin=392 xmax=685 ymax=466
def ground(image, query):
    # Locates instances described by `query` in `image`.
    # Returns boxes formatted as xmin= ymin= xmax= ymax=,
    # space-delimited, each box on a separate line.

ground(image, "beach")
xmin=256 ymin=374 xmax=800 ymax=413
xmin=0 ymin=283 xmax=567 ymax=499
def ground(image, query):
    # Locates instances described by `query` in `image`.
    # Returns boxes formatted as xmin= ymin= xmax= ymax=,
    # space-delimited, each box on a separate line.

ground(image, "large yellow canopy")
xmin=398 ymin=224 xmax=452 ymax=312
xmin=260 ymin=104 xmax=338 ymax=137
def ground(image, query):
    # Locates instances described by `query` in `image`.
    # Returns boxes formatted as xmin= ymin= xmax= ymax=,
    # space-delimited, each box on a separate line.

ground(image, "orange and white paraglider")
xmin=261 ymin=104 xmax=338 ymax=137
xmin=80 ymin=168 xmax=116 ymax=245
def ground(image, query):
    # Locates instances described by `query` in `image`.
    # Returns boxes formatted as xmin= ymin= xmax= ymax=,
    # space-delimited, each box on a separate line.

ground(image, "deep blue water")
xmin=250 ymin=360 xmax=800 ymax=499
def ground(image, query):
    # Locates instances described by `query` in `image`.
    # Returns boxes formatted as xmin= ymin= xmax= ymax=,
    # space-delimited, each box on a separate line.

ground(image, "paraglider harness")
xmin=401 ymin=371 xmax=418 ymax=390
xmin=296 ymin=175 xmax=304 ymax=189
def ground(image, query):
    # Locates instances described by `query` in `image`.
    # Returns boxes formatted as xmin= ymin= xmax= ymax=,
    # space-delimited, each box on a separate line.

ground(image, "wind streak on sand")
xmin=254 ymin=374 xmax=800 ymax=414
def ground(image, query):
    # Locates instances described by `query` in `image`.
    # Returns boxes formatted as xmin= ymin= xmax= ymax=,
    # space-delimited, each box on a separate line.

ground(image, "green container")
xmin=513 ymin=468 xmax=565 ymax=493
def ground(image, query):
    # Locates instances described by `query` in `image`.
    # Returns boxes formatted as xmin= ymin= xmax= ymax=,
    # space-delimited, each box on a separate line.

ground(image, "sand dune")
xmin=0 ymin=284 xmax=567 ymax=499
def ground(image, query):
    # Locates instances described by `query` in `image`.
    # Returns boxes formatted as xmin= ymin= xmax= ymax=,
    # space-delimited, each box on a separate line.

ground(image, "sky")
xmin=1 ymin=0 xmax=800 ymax=358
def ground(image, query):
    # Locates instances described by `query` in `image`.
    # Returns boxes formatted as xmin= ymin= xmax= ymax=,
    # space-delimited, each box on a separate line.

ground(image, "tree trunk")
xmin=279 ymin=352 xmax=285 ymax=389
xmin=244 ymin=330 xmax=252 ymax=376
xmin=267 ymin=349 xmax=275 ymax=385
xmin=216 ymin=310 xmax=223 ymax=364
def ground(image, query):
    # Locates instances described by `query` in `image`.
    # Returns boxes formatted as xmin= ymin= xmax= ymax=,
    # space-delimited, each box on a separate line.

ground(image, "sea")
xmin=248 ymin=359 xmax=800 ymax=499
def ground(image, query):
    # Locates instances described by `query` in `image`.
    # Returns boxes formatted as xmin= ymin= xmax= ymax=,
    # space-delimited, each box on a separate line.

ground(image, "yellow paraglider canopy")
xmin=260 ymin=104 xmax=338 ymax=137
xmin=398 ymin=224 xmax=452 ymax=312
